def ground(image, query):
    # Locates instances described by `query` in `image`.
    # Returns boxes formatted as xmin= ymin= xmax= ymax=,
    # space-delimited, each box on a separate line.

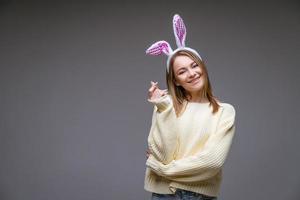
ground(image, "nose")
xmin=187 ymin=68 xmax=196 ymax=77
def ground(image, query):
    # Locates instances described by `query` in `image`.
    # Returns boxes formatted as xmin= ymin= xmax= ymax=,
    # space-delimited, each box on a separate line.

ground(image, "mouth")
xmin=188 ymin=77 xmax=200 ymax=84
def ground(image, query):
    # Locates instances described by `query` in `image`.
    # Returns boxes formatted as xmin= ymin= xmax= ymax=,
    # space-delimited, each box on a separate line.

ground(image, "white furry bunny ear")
xmin=145 ymin=40 xmax=173 ymax=56
xmin=173 ymin=14 xmax=186 ymax=48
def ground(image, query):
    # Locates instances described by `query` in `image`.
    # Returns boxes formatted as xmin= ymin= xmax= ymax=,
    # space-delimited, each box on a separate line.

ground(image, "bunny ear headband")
xmin=145 ymin=14 xmax=203 ymax=73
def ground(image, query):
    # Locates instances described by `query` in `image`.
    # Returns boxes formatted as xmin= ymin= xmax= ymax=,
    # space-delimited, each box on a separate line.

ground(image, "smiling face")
xmin=166 ymin=50 xmax=217 ymax=115
xmin=172 ymin=55 xmax=205 ymax=95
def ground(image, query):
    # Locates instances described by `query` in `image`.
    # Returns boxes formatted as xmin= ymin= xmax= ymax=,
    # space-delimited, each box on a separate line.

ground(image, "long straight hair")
xmin=166 ymin=50 xmax=220 ymax=117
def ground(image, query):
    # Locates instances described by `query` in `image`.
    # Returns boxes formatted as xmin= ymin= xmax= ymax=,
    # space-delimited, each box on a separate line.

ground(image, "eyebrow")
xmin=176 ymin=61 xmax=197 ymax=73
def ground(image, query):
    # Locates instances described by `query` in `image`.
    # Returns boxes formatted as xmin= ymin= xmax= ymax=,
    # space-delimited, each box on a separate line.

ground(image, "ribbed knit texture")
xmin=144 ymin=94 xmax=236 ymax=197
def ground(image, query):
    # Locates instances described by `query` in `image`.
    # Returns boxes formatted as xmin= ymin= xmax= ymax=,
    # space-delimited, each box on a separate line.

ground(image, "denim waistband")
xmin=175 ymin=188 xmax=217 ymax=199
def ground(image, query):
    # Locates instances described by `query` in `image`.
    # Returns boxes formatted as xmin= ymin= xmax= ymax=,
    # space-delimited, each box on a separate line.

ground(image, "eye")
xmin=178 ymin=70 xmax=186 ymax=75
xmin=192 ymin=64 xmax=198 ymax=68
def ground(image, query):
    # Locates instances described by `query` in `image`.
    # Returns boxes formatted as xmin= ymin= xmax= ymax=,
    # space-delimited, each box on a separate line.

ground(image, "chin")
xmin=183 ymin=82 xmax=204 ymax=92
xmin=186 ymin=86 xmax=203 ymax=93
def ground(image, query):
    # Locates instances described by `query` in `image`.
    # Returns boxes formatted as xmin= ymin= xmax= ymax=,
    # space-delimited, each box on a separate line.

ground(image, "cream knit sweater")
xmin=144 ymin=94 xmax=236 ymax=197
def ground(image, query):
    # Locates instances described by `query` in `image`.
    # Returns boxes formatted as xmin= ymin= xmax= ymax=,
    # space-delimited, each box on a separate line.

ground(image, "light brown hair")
xmin=166 ymin=50 xmax=220 ymax=117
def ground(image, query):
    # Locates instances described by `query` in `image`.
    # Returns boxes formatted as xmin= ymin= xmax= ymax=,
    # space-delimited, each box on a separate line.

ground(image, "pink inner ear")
xmin=173 ymin=14 xmax=186 ymax=47
xmin=176 ymin=19 xmax=185 ymax=43
xmin=146 ymin=41 xmax=171 ymax=56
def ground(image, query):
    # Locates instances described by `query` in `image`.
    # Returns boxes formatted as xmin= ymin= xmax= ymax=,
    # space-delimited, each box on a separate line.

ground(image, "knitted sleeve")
xmin=146 ymin=104 xmax=236 ymax=182
xmin=147 ymin=94 xmax=172 ymax=113
xmin=147 ymin=94 xmax=178 ymax=164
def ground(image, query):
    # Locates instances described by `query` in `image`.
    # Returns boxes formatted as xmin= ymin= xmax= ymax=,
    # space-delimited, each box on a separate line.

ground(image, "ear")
xmin=174 ymin=80 xmax=180 ymax=86
xmin=145 ymin=40 xmax=173 ymax=56
xmin=173 ymin=14 xmax=186 ymax=48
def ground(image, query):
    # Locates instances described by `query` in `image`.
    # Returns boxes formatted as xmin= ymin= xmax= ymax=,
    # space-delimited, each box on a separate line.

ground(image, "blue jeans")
xmin=151 ymin=189 xmax=217 ymax=200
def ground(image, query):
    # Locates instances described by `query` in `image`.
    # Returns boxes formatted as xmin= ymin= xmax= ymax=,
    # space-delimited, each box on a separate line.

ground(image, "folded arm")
xmin=146 ymin=104 xmax=236 ymax=183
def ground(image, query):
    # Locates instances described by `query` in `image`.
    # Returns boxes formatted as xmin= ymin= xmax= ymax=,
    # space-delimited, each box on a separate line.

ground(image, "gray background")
xmin=1 ymin=0 xmax=299 ymax=199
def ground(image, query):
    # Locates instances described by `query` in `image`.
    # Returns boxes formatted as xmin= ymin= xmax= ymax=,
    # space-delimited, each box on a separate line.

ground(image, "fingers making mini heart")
xmin=148 ymin=81 xmax=158 ymax=95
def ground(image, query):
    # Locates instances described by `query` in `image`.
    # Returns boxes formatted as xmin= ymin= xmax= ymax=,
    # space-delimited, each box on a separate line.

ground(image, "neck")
xmin=187 ymin=90 xmax=209 ymax=103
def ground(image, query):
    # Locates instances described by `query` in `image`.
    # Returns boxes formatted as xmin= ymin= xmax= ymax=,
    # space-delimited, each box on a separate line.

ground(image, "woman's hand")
xmin=148 ymin=81 xmax=168 ymax=101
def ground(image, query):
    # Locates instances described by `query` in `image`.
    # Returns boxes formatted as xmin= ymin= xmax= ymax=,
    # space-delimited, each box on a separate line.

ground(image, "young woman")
xmin=144 ymin=14 xmax=236 ymax=200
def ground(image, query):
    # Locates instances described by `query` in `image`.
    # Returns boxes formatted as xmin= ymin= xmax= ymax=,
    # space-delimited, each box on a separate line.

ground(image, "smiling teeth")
xmin=189 ymin=78 xmax=199 ymax=83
